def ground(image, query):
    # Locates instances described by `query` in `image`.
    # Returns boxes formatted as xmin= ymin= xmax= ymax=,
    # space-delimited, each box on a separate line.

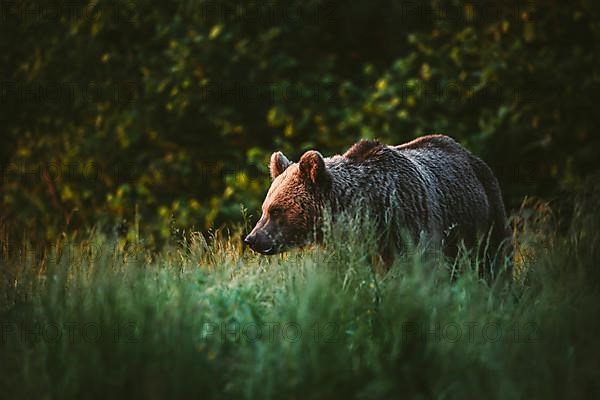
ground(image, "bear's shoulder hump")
xmin=343 ymin=140 xmax=386 ymax=162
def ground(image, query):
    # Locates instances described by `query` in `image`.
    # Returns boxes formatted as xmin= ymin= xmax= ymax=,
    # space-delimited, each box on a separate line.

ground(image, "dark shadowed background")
xmin=2 ymin=0 xmax=599 ymax=245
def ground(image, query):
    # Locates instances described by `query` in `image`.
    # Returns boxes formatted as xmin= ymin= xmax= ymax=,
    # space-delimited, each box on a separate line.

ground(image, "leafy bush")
xmin=2 ymin=0 xmax=599 ymax=244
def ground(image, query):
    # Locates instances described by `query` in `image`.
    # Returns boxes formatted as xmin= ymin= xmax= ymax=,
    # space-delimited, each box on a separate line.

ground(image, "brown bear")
xmin=244 ymin=135 xmax=511 ymax=279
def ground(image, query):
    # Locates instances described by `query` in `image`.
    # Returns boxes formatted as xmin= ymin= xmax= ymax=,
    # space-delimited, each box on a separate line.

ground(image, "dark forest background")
xmin=2 ymin=0 xmax=599 ymax=245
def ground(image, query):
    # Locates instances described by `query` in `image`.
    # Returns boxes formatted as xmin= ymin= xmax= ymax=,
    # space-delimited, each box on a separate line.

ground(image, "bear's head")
xmin=244 ymin=150 xmax=331 ymax=255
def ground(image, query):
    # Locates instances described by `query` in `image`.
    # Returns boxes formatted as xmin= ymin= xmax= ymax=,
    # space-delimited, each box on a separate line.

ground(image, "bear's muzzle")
xmin=243 ymin=231 xmax=277 ymax=255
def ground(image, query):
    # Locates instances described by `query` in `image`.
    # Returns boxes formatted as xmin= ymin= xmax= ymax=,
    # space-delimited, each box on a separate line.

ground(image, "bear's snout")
xmin=244 ymin=231 xmax=276 ymax=255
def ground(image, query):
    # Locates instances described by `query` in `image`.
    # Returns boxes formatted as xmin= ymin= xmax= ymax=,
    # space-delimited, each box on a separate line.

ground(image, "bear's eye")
xmin=270 ymin=207 xmax=284 ymax=218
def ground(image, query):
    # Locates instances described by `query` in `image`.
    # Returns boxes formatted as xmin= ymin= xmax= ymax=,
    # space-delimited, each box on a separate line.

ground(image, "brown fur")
xmin=344 ymin=139 xmax=385 ymax=161
xmin=245 ymin=135 xmax=512 ymax=280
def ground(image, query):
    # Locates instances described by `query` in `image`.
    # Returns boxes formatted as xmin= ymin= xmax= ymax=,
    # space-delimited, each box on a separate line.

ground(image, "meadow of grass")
xmin=1 ymin=194 xmax=599 ymax=399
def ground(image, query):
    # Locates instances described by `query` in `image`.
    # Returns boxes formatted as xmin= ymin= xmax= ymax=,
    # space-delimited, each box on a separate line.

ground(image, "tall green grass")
xmin=1 ymin=196 xmax=599 ymax=399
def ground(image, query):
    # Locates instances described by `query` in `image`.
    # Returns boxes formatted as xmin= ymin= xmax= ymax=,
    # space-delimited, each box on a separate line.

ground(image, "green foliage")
xmin=1 ymin=196 xmax=600 ymax=398
xmin=2 ymin=0 xmax=600 ymax=243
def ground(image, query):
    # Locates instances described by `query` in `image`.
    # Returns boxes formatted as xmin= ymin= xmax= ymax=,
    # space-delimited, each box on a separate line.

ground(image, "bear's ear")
xmin=299 ymin=150 xmax=331 ymax=188
xmin=269 ymin=151 xmax=291 ymax=180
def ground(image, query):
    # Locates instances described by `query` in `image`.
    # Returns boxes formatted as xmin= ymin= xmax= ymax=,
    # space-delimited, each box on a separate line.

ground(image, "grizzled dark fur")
xmin=244 ymin=135 xmax=512 ymax=279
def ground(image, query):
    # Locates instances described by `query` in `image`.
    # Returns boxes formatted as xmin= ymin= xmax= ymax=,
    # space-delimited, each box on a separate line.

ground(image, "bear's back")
xmin=337 ymin=135 xmax=508 ymax=264
xmin=395 ymin=134 xmax=462 ymax=152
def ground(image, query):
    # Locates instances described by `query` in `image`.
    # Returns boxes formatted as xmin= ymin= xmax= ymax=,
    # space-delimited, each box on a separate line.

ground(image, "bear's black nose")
xmin=243 ymin=234 xmax=255 ymax=246
xmin=244 ymin=233 xmax=276 ymax=255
